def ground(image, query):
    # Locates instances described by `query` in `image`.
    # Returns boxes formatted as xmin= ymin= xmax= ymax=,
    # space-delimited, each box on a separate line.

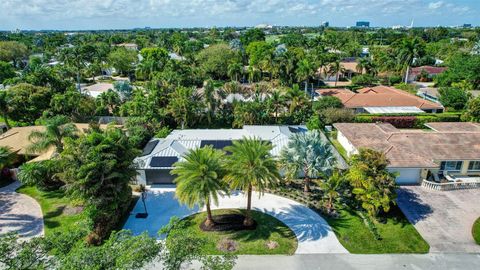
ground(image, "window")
xmin=468 ymin=161 xmax=480 ymax=171
xmin=440 ymin=161 xmax=463 ymax=172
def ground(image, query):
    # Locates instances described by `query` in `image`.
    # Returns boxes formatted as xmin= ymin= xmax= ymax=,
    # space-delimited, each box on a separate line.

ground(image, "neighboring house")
xmin=408 ymin=66 xmax=447 ymax=82
xmin=0 ymin=124 xmax=117 ymax=163
xmin=316 ymin=86 xmax=444 ymax=114
xmin=319 ymin=57 xmax=363 ymax=82
xmin=333 ymin=122 xmax=480 ymax=185
xmin=417 ymin=88 xmax=480 ymax=104
xmin=134 ymin=125 xmax=307 ymax=185
xmin=116 ymin=43 xmax=139 ymax=51
xmin=81 ymin=83 xmax=115 ymax=98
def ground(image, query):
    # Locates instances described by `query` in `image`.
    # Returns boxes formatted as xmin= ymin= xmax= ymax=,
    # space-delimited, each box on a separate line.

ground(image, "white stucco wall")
xmin=337 ymin=131 xmax=358 ymax=157
xmin=136 ymin=170 xmax=147 ymax=185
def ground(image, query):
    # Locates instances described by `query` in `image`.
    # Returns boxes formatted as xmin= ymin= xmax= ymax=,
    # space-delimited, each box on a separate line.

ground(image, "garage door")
xmin=388 ymin=168 xmax=421 ymax=185
xmin=145 ymin=169 xmax=175 ymax=185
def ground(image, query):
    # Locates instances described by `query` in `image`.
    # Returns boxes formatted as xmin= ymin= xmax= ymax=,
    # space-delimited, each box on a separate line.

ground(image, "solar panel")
xmin=200 ymin=140 xmax=233 ymax=150
xmin=141 ymin=140 xmax=159 ymax=156
xmin=150 ymin=157 xmax=178 ymax=167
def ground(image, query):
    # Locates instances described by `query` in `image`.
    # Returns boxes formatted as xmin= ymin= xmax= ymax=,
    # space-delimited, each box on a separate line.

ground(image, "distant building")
xmin=463 ymin=24 xmax=472 ymax=28
xmin=356 ymin=21 xmax=370 ymax=28
xmin=321 ymin=21 xmax=329 ymax=27
xmin=116 ymin=43 xmax=138 ymax=51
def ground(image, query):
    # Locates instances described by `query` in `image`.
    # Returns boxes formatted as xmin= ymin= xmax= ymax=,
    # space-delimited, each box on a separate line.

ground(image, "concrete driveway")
xmin=397 ymin=186 xmax=480 ymax=253
xmin=123 ymin=186 xmax=347 ymax=254
xmin=0 ymin=181 xmax=44 ymax=239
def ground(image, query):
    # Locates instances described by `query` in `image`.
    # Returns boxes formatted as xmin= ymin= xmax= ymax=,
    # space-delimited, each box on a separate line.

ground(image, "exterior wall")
xmin=388 ymin=168 xmax=422 ymax=185
xmin=145 ymin=169 xmax=176 ymax=185
xmin=337 ymin=131 xmax=358 ymax=157
xmin=136 ymin=170 xmax=146 ymax=185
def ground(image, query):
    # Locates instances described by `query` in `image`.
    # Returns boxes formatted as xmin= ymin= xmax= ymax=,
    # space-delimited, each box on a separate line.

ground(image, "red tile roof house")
xmin=316 ymin=86 xmax=444 ymax=114
xmin=407 ymin=66 xmax=447 ymax=82
xmin=333 ymin=122 xmax=480 ymax=187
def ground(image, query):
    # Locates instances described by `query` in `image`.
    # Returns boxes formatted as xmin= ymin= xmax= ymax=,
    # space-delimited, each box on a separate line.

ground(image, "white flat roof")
xmin=363 ymin=106 xmax=425 ymax=114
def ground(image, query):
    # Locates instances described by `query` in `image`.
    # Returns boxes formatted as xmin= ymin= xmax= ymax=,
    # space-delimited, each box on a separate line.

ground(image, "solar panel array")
xmin=200 ymin=140 xmax=233 ymax=150
xmin=150 ymin=156 xmax=178 ymax=167
xmin=141 ymin=140 xmax=159 ymax=156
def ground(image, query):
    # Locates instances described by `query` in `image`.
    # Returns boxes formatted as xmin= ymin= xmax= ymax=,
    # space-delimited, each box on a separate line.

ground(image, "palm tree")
xmin=295 ymin=58 xmax=315 ymax=92
xmin=28 ymin=116 xmax=78 ymax=155
xmin=171 ymin=146 xmax=228 ymax=227
xmin=279 ymin=131 xmax=335 ymax=192
xmin=203 ymin=80 xmax=217 ymax=125
xmin=284 ymin=84 xmax=308 ymax=115
xmin=227 ymin=62 xmax=243 ymax=81
xmin=320 ymin=171 xmax=344 ymax=214
xmin=396 ymin=37 xmax=424 ymax=83
xmin=268 ymin=90 xmax=284 ymax=123
xmin=0 ymin=91 xmax=11 ymax=129
xmin=327 ymin=60 xmax=346 ymax=87
xmin=224 ymin=138 xmax=280 ymax=226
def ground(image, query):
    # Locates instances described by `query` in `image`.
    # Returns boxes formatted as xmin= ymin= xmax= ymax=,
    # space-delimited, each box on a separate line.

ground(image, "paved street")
xmin=0 ymin=181 xmax=44 ymax=239
xmin=145 ymin=254 xmax=480 ymax=270
xmin=397 ymin=186 xmax=480 ymax=253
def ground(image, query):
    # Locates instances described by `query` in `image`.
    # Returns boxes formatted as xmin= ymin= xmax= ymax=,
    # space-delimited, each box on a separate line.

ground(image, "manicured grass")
xmin=16 ymin=185 xmax=86 ymax=236
xmin=169 ymin=209 xmax=298 ymax=255
xmin=330 ymin=138 xmax=349 ymax=161
xmin=326 ymin=207 xmax=429 ymax=254
xmin=472 ymin=218 xmax=480 ymax=245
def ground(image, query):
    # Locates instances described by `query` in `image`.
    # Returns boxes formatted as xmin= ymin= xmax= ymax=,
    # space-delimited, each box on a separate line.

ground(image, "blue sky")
xmin=1 ymin=0 xmax=478 ymax=30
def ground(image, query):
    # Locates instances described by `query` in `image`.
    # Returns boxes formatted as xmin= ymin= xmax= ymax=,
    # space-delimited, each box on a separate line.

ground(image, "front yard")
xmin=326 ymin=207 xmax=430 ymax=253
xmin=16 ymin=185 xmax=86 ymax=236
xmin=167 ymin=209 xmax=298 ymax=255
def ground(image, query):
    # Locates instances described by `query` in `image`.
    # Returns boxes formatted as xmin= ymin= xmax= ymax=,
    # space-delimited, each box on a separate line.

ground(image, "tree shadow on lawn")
xmin=256 ymin=205 xmax=333 ymax=243
xmin=226 ymin=210 xmax=295 ymax=243
xmin=43 ymin=205 xmax=65 ymax=230
xmin=396 ymin=188 xmax=433 ymax=224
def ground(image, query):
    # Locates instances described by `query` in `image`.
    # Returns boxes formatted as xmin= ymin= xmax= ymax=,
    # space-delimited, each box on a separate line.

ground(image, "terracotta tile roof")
xmin=316 ymin=86 xmax=443 ymax=110
xmin=333 ymin=122 xmax=480 ymax=168
xmin=410 ymin=66 xmax=447 ymax=77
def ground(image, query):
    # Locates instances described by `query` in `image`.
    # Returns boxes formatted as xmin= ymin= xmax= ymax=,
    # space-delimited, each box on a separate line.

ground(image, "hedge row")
xmin=354 ymin=113 xmax=463 ymax=128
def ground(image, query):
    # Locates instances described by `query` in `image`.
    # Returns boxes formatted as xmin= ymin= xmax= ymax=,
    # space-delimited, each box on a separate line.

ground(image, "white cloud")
xmin=0 ymin=0 xmax=478 ymax=29
xmin=428 ymin=1 xmax=444 ymax=10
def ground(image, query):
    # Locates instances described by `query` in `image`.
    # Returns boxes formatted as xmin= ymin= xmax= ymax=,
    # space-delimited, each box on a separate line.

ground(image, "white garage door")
xmin=388 ymin=168 xmax=421 ymax=185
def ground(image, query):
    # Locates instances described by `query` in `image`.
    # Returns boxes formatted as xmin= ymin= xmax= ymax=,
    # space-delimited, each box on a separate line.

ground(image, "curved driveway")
xmin=123 ymin=187 xmax=347 ymax=254
xmin=0 ymin=181 xmax=44 ymax=239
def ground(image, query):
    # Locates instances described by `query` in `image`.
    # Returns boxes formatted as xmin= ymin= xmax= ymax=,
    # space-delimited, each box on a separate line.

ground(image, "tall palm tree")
xmin=28 ymin=116 xmax=78 ymax=155
xmin=279 ymin=131 xmax=335 ymax=192
xmin=171 ymin=146 xmax=228 ymax=227
xmin=0 ymin=91 xmax=11 ymax=129
xmin=268 ymin=90 xmax=284 ymax=123
xmin=396 ymin=37 xmax=424 ymax=83
xmin=295 ymin=58 xmax=315 ymax=92
xmin=224 ymin=138 xmax=280 ymax=226
xmin=327 ymin=60 xmax=346 ymax=87
xmin=203 ymin=80 xmax=217 ymax=125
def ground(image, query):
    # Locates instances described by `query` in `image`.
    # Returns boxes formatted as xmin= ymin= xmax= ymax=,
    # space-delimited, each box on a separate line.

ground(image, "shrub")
xmin=18 ymin=160 xmax=63 ymax=191
xmin=351 ymin=74 xmax=376 ymax=86
xmin=372 ymin=116 xmax=417 ymax=128
xmin=321 ymin=108 xmax=355 ymax=125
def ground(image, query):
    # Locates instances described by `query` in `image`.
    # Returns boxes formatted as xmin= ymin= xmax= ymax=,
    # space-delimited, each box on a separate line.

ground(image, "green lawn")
xmin=326 ymin=207 xmax=430 ymax=253
xmin=473 ymin=218 xmax=480 ymax=245
xmin=16 ymin=185 xmax=86 ymax=236
xmin=169 ymin=209 xmax=298 ymax=255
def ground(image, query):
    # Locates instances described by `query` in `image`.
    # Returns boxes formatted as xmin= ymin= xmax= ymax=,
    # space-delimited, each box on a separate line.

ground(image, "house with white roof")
xmin=134 ymin=125 xmax=307 ymax=185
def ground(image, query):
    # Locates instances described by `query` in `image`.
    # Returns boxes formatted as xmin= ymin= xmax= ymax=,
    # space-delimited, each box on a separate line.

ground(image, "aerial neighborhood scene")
xmin=1 ymin=0 xmax=480 ymax=269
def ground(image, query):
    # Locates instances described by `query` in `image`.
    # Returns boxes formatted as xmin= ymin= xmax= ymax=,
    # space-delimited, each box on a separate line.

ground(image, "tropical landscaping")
xmin=473 ymin=218 xmax=480 ymax=245
xmin=2 ymin=24 xmax=480 ymax=269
